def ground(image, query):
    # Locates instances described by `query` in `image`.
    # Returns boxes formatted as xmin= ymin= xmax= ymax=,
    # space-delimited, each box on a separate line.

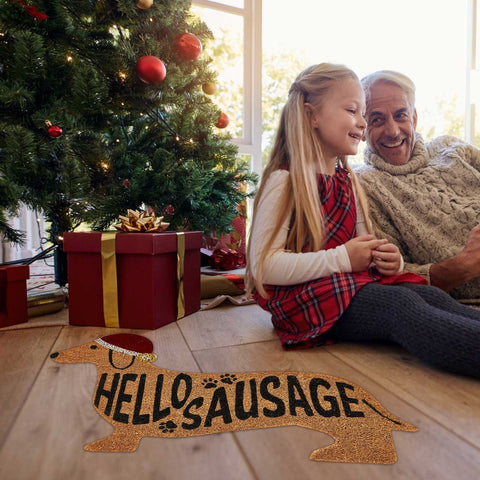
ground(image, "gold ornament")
xmin=136 ymin=0 xmax=153 ymax=9
xmin=202 ymin=82 xmax=217 ymax=95
xmin=114 ymin=209 xmax=170 ymax=233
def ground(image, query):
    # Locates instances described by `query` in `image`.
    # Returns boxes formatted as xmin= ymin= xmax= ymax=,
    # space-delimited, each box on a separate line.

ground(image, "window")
xmin=195 ymin=1 xmax=475 ymax=170
xmin=262 ymin=0 xmax=469 ymax=165
xmin=192 ymin=0 xmax=262 ymax=174
xmin=467 ymin=0 xmax=480 ymax=144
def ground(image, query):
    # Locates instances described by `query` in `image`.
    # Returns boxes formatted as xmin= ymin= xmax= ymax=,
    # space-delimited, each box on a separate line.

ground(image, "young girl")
xmin=246 ymin=63 xmax=480 ymax=379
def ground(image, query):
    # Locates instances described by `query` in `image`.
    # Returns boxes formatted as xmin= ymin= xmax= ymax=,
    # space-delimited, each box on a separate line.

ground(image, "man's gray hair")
xmin=361 ymin=70 xmax=416 ymax=108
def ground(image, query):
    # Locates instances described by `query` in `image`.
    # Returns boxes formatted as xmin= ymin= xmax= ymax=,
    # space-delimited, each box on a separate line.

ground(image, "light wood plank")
xmin=326 ymin=342 xmax=480 ymax=448
xmin=193 ymin=340 xmax=480 ymax=480
xmin=178 ymin=303 xmax=276 ymax=351
xmin=0 ymin=324 xmax=256 ymax=480
xmin=2 ymin=304 xmax=479 ymax=480
xmin=0 ymin=326 xmax=62 ymax=446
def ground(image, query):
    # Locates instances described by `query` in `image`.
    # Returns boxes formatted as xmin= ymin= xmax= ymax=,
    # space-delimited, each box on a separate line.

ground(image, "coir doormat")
xmin=50 ymin=333 xmax=418 ymax=464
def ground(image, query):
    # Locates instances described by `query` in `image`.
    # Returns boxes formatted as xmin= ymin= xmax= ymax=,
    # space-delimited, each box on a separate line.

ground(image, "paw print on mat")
xmin=202 ymin=378 xmax=218 ymax=389
xmin=220 ymin=373 xmax=238 ymax=385
xmin=159 ymin=420 xmax=177 ymax=433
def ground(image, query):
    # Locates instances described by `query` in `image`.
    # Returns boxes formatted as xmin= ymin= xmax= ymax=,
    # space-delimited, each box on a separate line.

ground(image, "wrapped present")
xmin=28 ymin=289 xmax=66 ymax=318
xmin=200 ymin=272 xmax=246 ymax=299
xmin=0 ymin=264 xmax=29 ymax=327
xmin=231 ymin=213 xmax=246 ymax=256
xmin=63 ymin=231 xmax=202 ymax=329
xmin=202 ymin=213 xmax=247 ymax=270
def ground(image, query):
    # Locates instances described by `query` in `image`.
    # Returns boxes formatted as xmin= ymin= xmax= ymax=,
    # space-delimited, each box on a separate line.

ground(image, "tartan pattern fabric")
xmin=319 ymin=168 xmax=356 ymax=249
xmin=255 ymin=167 xmax=426 ymax=349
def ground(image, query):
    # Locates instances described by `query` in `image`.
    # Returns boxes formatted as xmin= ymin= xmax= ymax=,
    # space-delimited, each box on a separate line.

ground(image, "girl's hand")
xmin=372 ymin=242 xmax=402 ymax=275
xmin=344 ymin=235 xmax=388 ymax=272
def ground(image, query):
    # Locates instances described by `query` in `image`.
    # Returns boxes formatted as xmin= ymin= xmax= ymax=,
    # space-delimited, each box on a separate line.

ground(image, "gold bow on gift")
xmin=102 ymin=209 xmax=186 ymax=329
xmin=114 ymin=209 xmax=170 ymax=233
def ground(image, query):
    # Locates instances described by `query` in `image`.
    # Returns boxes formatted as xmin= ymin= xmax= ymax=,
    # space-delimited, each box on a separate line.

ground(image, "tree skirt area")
xmin=3 ymin=260 xmax=68 ymax=330
xmin=28 ymin=258 xmax=58 ymax=293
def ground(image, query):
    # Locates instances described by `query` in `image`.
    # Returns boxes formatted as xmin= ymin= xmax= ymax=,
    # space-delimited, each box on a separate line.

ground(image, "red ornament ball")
xmin=47 ymin=123 xmax=63 ymax=138
xmin=175 ymin=33 xmax=202 ymax=62
xmin=136 ymin=55 xmax=166 ymax=84
xmin=163 ymin=204 xmax=175 ymax=215
xmin=216 ymin=112 xmax=229 ymax=129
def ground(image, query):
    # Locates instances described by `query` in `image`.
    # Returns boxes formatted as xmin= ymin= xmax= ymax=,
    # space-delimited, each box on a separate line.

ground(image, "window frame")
xmin=195 ymin=1 xmax=477 ymax=159
xmin=466 ymin=0 xmax=477 ymax=143
xmin=193 ymin=0 xmax=263 ymax=175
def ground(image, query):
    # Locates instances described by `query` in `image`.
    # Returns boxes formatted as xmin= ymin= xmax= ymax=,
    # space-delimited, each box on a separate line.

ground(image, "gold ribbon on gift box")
xmin=101 ymin=232 xmax=120 ymax=328
xmin=100 ymin=210 xmax=186 ymax=328
xmin=176 ymin=232 xmax=185 ymax=320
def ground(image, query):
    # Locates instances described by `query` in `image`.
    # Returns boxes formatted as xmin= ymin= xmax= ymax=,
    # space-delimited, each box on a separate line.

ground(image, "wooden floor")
xmin=1 ymin=302 xmax=479 ymax=480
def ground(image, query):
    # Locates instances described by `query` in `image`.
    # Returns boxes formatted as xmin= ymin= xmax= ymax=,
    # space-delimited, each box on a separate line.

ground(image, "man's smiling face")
xmin=364 ymin=81 xmax=417 ymax=166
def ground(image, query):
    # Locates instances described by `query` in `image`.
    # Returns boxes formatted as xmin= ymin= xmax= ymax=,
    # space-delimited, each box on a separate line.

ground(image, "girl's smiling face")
xmin=308 ymin=78 xmax=367 ymax=168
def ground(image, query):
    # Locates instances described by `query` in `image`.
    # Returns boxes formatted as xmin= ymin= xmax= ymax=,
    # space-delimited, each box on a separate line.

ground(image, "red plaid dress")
xmin=255 ymin=167 xmax=426 ymax=349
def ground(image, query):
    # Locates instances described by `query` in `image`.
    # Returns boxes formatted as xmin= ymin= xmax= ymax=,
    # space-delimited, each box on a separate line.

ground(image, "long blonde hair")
xmin=246 ymin=63 xmax=373 ymax=298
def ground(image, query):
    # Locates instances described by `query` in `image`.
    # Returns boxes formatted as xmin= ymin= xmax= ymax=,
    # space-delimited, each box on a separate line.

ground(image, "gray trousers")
xmin=328 ymin=282 xmax=480 ymax=379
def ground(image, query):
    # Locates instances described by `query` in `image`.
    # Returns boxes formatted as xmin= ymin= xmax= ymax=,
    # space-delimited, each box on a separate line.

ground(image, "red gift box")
xmin=63 ymin=231 xmax=202 ymax=329
xmin=0 ymin=264 xmax=29 ymax=327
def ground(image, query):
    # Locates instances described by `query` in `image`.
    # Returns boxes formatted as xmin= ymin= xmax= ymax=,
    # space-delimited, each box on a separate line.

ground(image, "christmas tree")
xmin=0 ymin=0 xmax=256 ymax=250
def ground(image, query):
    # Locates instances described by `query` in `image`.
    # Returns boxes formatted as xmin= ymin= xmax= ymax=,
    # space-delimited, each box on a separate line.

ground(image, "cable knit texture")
xmin=356 ymin=134 xmax=480 ymax=301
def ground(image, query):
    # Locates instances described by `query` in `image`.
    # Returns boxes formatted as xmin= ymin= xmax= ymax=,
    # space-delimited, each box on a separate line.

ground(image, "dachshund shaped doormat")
xmin=50 ymin=333 xmax=417 ymax=464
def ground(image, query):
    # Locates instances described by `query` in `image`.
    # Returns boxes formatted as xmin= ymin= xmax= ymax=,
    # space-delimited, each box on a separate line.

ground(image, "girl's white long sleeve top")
xmin=249 ymin=169 xmax=370 ymax=285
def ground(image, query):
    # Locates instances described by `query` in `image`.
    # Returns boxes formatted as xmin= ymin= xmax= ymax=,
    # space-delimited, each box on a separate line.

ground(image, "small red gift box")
xmin=0 ymin=264 xmax=29 ymax=327
xmin=63 ymin=231 xmax=202 ymax=329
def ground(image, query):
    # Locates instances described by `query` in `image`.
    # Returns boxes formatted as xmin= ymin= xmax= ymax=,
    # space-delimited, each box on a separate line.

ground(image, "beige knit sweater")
xmin=356 ymin=134 xmax=480 ymax=301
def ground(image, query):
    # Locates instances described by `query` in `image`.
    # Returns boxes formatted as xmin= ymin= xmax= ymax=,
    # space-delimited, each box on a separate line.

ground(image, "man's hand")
xmin=344 ymin=235 xmax=388 ymax=272
xmin=372 ymin=242 xmax=402 ymax=276
xmin=429 ymin=224 xmax=480 ymax=291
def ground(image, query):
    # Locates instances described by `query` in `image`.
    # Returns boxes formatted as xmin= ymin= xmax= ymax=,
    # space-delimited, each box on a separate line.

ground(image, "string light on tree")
xmin=174 ymin=33 xmax=202 ymax=61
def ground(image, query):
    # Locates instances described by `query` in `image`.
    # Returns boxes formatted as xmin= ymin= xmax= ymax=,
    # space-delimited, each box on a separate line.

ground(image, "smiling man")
xmin=356 ymin=70 xmax=480 ymax=303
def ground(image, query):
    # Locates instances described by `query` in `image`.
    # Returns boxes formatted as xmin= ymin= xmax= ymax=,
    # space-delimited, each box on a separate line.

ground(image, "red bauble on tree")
xmin=136 ymin=55 xmax=166 ymax=84
xmin=216 ymin=112 xmax=229 ymax=129
xmin=45 ymin=120 xmax=63 ymax=138
xmin=163 ymin=204 xmax=175 ymax=215
xmin=174 ymin=33 xmax=202 ymax=61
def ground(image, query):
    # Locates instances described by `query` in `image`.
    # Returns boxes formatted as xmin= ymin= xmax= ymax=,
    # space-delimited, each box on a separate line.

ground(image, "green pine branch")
xmin=0 ymin=0 xmax=257 ymax=244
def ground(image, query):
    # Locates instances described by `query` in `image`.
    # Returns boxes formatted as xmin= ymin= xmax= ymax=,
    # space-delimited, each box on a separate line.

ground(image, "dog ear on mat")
xmin=51 ymin=333 xmax=417 ymax=464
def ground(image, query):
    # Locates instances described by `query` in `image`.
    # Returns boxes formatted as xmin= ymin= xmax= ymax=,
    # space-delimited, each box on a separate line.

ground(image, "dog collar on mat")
xmin=95 ymin=338 xmax=157 ymax=362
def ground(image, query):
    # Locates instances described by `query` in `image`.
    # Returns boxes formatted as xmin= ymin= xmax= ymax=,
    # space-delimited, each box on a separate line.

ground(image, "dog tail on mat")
xmin=361 ymin=399 xmax=418 ymax=432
